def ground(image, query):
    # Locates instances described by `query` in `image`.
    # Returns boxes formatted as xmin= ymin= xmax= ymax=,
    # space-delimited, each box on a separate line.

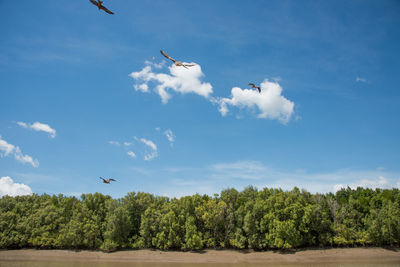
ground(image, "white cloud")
xmin=211 ymin=161 xmax=267 ymax=180
xmin=0 ymin=176 xmax=32 ymax=197
xmin=356 ymin=77 xmax=368 ymax=83
xmin=333 ymin=175 xmax=392 ymax=192
xmin=333 ymin=184 xmax=345 ymax=193
xmin=116 ymin=162 xmax=400 ymax=198
xmin=155 ymin=127 xmax=161 ymax=131
xmin=0 ymin=136 xmax=39 ymax=167
xmin=14 ymin=147 xmax=39 ymax=167
xmin=123 ymin=142 xmax=132 ymax=146
xmin=17 ymin=122 xmax=28 ymax=128
xmin=17 ymin=121 xmax=56 ymax=138
xmin=144 ymin=151 xmax=158 ymax=161
xmin=129 ymin=63 xmax=213 ymax=104
xmin=206 ymin=160 xmax=400 ymax=194
xmin=127 ymin=151 xmax=136 ymax=158
xmin=140 ymin=138 xmax=157 ymax=151
xmin=134 ymin=83 xmax=149 ymax=93
xmin=144 ymin=59 xmax=166 ymax=69
xmin=214 ymin=80 xmax=294 ymax=124
xmin=129 ymin=62 xmax=295 ymax=125
xmin=139 ymin=138 xmax=158 ymax=161
xmin=108 ymin=141 xmax=120 ymax=146
xmin=164 ymin=129 xmax=175 ymax=145
xmin=0 ymin=137 xmax=14 ymax=156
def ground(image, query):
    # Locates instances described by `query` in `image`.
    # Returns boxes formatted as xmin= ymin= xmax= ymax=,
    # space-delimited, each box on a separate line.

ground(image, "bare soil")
xmin=0 ymin=247 xmax=399 ymax=264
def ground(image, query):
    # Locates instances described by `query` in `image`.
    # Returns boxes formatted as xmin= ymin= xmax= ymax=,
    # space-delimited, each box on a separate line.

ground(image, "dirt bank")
xmin=1 ymin=247 xmax=399 ymax=264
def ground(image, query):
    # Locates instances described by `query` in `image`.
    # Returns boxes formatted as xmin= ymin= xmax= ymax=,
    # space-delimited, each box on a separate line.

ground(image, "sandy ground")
xmin=0 ymin=248 xmax=399 ymax=264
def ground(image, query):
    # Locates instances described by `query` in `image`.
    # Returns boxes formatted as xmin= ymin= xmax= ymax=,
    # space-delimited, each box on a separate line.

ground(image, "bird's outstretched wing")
xmin=89 ymin=0 xmax=99 ymax=7
xmin=160 ymin=50 xmax=176 ymax=63
xmin=99 ymin=177 xmax=105 ymax=181
xmin=100 ymin=5 xmax=114 ymax=14
xmin=183 ymin=63 xmax=196 ymax=67
xmin=256 ymin=87 xmax=261 ymax=93
xmin=248 ymin=83 xmax=256 ymax=87
xmin=109 ymin=178 xmax=116 ymax=181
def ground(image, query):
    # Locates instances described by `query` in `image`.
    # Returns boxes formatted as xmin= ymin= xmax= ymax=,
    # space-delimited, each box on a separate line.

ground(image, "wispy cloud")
xmin=144 ymin=59 xmax=166 ymax=69
xmin=108 ymin=141 xmax=120 ymax=146
xmin=17 ymin=121 xmax=56 ymax=138
xmin=127 ymin=151 xmax=136 ymax=158
xmin=139 ymin=138 xmax=158 ymax=161
xmin=124 ymin=142 xmax=132 ymax=147
xmin=168 ymin=161 xmax=400 ymax=195
xmin=333 ymin=176 xmax=392 ymax=192
xmin=210 ymin=161 xmax=267 ymax=180
xmin=164 ymin=129 xmax=176 ymax=146
xmin=209 ymin=161 xmax=400 ymax=193
xmin=144 ymin=152 xmax=158 ymax=161
xmin=0 ymin=176 xmax=32 ymax=197
xmin=0 ymin=136 xmax=39 ymax=167
xmin=356 ymin=76 xmax=368 ymax=83
xmin=214 ymin=80 xmax=295 ymax=124
xmin=140 ymin=138 xmax=157 ymax=151
xmin=129 ymin=62 xmax=213 ymax=104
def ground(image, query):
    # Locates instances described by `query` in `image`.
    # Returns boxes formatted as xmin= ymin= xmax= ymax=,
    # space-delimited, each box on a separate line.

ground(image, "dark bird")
xmin=160 ymin=50 xmax=195 ymax=69
xmin=248 ymin=83 xmax=261 ymax=93
xmin=100 ymin=177 xmax=116 ymax=184
xmin=89 ymin=0 xmax=114 ymax=14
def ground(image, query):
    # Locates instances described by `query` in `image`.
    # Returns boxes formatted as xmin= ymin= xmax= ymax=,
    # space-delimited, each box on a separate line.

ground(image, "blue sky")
xmin=1 ymin=0 xmax=400 ymax=198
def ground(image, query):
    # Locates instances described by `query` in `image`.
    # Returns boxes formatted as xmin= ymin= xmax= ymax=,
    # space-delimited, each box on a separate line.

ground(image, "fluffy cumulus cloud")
xmin=129 ymin=63 xmax=213 ymax=104
xmin=0 ymin=176 xmax=32 ymax=197
xmin=17 ymin=121 xmax=56 ymax=138
xmin=130 ymin=61 xmax=296 ymax=124
xmin=215 ymin=80 xmax=294 ymax=124
xmin=139 ymin=138 xmax=158 ymax=161
xmin=164 ymin=129 xmax=175 ymax=146
xmin=0 ymin=136 xmax=39 ymax=167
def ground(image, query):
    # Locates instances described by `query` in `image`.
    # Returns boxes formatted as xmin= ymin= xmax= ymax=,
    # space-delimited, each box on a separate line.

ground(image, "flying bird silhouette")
xmin=89 ymin=0 xmax=114 ymax=14
xmin=248 ymin=83 xmax=261 ymax=93
xmin=100 ymin=177 xmax=116 ymax=184
xmin=160 ymin=50 xmax=195 ymax=69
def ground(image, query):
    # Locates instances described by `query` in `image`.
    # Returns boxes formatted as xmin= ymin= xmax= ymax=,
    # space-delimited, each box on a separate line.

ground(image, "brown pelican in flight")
xmin=100 ymin=177 xmax=116 ymax=184
xmin=160 ymin=50 xmax=195 ymax=69
xmin=248 ymin=83 xmax=261 ymax=93
xmin=89 ymin=0 xmax=114 ymax=14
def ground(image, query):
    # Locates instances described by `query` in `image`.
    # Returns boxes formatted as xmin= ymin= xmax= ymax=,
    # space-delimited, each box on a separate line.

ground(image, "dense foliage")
xmin=1 ymin=187 xmax=399 ymax=251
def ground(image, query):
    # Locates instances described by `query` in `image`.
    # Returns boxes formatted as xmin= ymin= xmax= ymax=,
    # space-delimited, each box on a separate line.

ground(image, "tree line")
xmin=1 ymin=186 xmax=399 ymax=251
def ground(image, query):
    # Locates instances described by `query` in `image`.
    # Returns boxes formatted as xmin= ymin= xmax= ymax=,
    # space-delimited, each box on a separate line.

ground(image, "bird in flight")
xmin=160 ymin=50 xmax=195 ymax=69
xmin=89 ymin=0 xmax=114 ymax=15
xmin=100 ymin=177 xmax=116 ymax=184
xmin=248 ymin=83 xmax=261 ymax=93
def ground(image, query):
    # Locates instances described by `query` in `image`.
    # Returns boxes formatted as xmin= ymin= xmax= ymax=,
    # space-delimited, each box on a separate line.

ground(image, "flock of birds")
xmin=90 ymin=0 xmax=262 ymax=185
